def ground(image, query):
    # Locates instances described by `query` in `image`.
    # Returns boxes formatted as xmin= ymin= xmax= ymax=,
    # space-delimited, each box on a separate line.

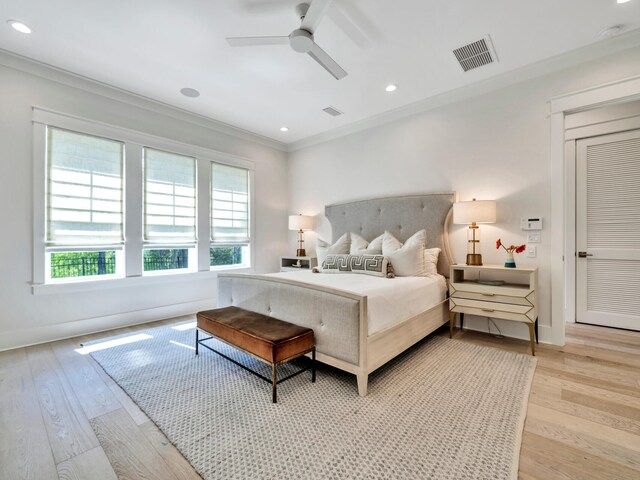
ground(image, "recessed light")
xmin=385 ymin=84 xmax=398 ymax=92
xmin=7 ymin=20 xmax=31 ymax=34
xmin=599 ymin=25 xmax=624 ymax=37
xmin=617 ymin=0 xmax=631 ymax=4
xmin=280 ymin=126 xmax=289 ymax=132
xmin=180 ymin=87 xmax=200 ymax=98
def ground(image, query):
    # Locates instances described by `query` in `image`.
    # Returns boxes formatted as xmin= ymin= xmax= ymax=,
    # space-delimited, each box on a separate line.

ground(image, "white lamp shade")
xmin=453 ymin=200 xmax=496 ymax=224
xmin=288 ymin=214 xmax=314 ymax=231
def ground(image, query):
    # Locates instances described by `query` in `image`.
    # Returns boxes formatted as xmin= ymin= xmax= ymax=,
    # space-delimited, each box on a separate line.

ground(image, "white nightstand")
xmin=280 ymin=256 xmax=318 ymax=272
xmin=449 ymin=264 xmax=538 ymax=355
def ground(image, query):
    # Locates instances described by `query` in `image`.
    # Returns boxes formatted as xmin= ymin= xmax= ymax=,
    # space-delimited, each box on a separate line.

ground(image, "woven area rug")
xmin=89 ymin=321 xmax=536 ymax=480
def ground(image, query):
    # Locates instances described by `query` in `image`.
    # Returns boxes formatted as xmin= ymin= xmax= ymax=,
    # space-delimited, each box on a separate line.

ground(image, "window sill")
xmin=32 ymin=266 xmax=254 ymax=295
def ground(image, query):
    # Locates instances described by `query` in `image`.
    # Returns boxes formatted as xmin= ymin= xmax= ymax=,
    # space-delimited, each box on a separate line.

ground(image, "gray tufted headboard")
xmin=325 ymin=192 xmax=456 ymax=277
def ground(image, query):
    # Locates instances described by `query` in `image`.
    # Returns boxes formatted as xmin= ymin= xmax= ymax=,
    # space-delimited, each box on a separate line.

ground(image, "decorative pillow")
xmin=350 ymin=232 xmax=383 ymax=255
xmin=382 ymin=229 xmax=426 ymax=276
xmin=321 ymin=254 xmax=395 ymax=278
xmin=422 ymin=247 xmax=441 ymax=275
xmin=316 ymin=233 xmax=350 ymax=269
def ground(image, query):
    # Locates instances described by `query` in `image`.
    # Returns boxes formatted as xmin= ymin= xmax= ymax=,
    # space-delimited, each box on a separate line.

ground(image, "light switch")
xmin=527 ymin=232 xmax=541 ymax=243
xmin=526 ymin=246 xmax=537 ymax=258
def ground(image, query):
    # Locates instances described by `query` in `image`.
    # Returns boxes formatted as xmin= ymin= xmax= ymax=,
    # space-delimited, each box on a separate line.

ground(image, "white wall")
xmin=287 ymin=46 xmax=640 ymax=345
xmin=0 ymin=62 xmax=288 ymax=351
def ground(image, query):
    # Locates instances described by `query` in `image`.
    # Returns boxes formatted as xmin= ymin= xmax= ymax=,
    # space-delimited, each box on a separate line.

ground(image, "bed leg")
xmin=357 ymin=373 xmax=368 ymax=397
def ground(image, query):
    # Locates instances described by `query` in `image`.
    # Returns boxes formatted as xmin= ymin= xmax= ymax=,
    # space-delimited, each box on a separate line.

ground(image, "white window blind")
xmin=47 ymin=127 xmax=124 ymax=246
xmin=144 ymin=148 xmax=196 ymax=244
xmin=211 ymin=163 xmax=249 ymax=244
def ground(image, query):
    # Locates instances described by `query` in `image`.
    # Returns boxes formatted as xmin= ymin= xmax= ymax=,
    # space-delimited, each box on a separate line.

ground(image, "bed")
xmin=217 ymin=192 xmax=456 ymax=396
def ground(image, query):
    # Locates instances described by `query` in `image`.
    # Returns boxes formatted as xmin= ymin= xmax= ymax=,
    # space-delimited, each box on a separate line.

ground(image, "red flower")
xmin=515 ymin=244 xmax=526 ymax=254
xmin=496 ymin=239 xmax=502 ymax=249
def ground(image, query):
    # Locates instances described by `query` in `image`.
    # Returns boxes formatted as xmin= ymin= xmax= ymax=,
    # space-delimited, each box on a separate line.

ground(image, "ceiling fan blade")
xmin=226 ymin=36 xmax=289 ymax=47
xmin=301 ymin=0 xmax=332 ymax=33
xmin=308 ymin=42 xmax=347 ymax=80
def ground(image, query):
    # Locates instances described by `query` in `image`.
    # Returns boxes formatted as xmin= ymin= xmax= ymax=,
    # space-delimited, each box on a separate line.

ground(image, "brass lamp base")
xmin=466 ymin=253 xmax=483 ymax=266
xmin=296 ymin=248 xmax=306 ymax=257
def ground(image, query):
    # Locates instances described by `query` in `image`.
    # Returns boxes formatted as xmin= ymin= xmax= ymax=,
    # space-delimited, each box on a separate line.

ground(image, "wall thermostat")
xmin=521 ymin=217 xmax=542 ymax=230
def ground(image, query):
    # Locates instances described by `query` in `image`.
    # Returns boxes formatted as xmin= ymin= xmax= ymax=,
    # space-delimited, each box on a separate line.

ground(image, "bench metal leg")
xmin=311 ymin=348 xmax=316 ymax=383
xmin=195 ymin=328 xmax=199 ymax=355
xmin=272 ymin=363 xmax=277 ymax=403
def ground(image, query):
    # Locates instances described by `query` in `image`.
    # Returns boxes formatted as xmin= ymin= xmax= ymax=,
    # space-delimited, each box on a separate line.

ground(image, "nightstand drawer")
xmin=450 ymin=297 xmax=536 ymax=322
xmin=449 ymin=303 xmax=533 ymax=324
xmin=450 ymin=281 xmax=531 ymax=298
xmin=450 ymin=290 xmax=533 ymax=306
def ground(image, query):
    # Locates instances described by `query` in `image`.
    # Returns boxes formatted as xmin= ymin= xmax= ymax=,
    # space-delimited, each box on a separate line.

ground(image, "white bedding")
xmin=265 ymin=271 xmax=447 ymax=335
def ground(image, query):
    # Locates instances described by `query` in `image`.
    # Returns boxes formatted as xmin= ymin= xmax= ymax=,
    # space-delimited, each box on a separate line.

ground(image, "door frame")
xmin=549 ymin=74 xmax=640 ymax=345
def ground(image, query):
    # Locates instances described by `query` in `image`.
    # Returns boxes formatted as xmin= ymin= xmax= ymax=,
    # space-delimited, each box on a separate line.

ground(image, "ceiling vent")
xmin=452 ymin=36 xmax=498 ymax=72
xmin=323 ymin=106 xmax=343 ymax=117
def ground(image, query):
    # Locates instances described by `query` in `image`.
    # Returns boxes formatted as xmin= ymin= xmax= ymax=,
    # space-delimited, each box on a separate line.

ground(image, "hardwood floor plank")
xmin=51 ymin=339 xmax=121 ymax=420
xmin=90 ymin=408 xmax=178 ymax=480
xmin=560 ymin=343 xmax=640 ymax=369
xmin=529 ymin=380 xmax=640 ymax=436
xmin=85 ymin=354 xmax=150 ymax=426
xmin=57 ymin=446 xmax=118 ymax=480
xmin=520 ymin=431 xmax=640 ymax=480
xmin=527 ymin=404 xmax=640 ymax=470
xmin=535 ymin=369 xmax=640 ymax=407
xmin=0 ymin=348 xmax=59 ymax=480
xmin=139 ymin=421 xmax=202 ymax=480
xmin=26 ymin=343 xmax=100 ymax=463
xmin=536 ymin=364 xmax=640 ymax=400
xmin=562 ymin=389 xmax=640 ymax=422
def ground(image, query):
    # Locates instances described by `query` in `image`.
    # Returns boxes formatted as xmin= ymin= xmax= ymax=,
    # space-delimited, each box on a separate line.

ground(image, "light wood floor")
xmin=1 ymin=318 xmax=639 ymax=479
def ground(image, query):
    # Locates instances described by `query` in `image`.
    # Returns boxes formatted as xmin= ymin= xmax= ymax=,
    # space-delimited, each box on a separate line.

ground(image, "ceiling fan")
xmin=226 ymin=0 xmax=347 ymax=80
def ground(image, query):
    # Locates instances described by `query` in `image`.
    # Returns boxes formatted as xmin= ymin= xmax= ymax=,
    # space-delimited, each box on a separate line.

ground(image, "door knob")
xmin=577 ymin=252 xmax=593 ymax=258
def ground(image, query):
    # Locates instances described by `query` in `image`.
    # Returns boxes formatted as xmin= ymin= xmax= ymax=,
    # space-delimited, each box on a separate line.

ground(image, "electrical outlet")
xmin=526 ymin=246 xmax=537 ymax=258
xmin=527 ymin=232 xmax=541 ymax=243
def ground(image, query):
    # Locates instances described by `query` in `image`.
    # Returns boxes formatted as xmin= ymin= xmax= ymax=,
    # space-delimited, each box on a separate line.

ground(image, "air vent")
xmin=452 ymin=36 xmax=498 ymax=72
xmin=323 ymin=106 xmax=343 ymax=117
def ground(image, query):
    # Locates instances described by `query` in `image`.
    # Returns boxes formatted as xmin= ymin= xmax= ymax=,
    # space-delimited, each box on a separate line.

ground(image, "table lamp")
xmin=288 ymin=214 xmax=314 ymax=256
xmin=453 ymin=198 xmax=496 ymax=266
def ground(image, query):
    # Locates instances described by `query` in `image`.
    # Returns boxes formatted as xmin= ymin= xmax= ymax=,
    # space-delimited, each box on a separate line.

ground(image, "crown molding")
xmin=287 ymin=29 xmax=640 ymax=153
xmin=0 ymin=49 xmax=287 ymax=152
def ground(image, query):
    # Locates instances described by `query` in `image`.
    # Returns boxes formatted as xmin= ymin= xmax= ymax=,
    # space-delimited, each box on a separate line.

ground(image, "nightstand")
xmin=280 ymin=256 xmax=318 ymax=272
xmin=449 ymin=264 xmax=538 ymax=355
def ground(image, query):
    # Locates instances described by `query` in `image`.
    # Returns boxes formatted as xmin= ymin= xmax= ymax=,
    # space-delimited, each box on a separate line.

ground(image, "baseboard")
xmin=0 ymin=298 xmax=217 ymax=352
xmin=455 ymin=315 xmax=554 ymax=345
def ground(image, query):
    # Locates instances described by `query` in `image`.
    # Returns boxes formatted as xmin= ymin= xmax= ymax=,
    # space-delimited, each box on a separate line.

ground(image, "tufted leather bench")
xmin=196 ymin=306 xmax=315 ymax=403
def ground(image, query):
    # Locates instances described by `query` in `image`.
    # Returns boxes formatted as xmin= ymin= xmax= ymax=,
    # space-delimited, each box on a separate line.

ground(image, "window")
xmin=34 ymin=109 xmax=254 ymax=290
xmin=143 ymin=148 xmax=196 ymax=273
xmin=46 ymin=127 xmax=124 ymax=280
xmin=211 ymin=163 xmax=250 ymax=268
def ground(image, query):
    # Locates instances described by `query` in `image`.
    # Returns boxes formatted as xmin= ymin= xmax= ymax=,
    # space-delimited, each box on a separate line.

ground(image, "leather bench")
xmin=196 ymin=306 xmax=315 ymax=403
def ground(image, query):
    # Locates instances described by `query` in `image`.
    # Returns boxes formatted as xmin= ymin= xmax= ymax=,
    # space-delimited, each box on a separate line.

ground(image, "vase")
xmin=504 ymin=251 xmax=516 ymax=268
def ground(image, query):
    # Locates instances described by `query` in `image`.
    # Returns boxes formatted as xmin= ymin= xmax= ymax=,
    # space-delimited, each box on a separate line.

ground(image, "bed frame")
xmin=218 ymin=192 xmax=456 ymax=396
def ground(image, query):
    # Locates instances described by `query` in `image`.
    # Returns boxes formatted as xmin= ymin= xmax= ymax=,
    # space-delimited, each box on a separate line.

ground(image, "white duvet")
xmin=265 ymin=271 xmax=447 ymax=335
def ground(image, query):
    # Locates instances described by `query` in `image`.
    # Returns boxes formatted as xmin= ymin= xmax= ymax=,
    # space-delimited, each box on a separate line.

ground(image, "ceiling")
xmin=1 ymin=0 xmax=639 ymax=144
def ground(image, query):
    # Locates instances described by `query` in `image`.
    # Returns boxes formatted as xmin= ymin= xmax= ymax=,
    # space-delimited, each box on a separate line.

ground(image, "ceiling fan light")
xmin=8 ymin=20 xmax=31 ymax=34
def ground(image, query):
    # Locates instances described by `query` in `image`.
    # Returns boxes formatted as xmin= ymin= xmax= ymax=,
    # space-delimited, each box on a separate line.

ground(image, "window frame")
xmin=32 ymin=108 xmax=255 ymax=294
xmin=210 ymin=162 xmax=252 ymax=270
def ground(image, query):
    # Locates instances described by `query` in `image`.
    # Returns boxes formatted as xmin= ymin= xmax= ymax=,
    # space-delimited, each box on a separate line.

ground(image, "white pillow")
xmin=317 ymin=233 xmax=350 ymax=268
xmin=381 ymin=229 xmax=426 ymax=276
xmin=422 ymin=247 xmax=441 ymax=275
xmin=350 ymin=233 xmax=383 ymax=255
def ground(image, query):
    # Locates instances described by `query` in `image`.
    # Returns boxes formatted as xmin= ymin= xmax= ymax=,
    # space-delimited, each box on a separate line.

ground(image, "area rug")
xmin=88 ymin=321 xmax=536 ymax=480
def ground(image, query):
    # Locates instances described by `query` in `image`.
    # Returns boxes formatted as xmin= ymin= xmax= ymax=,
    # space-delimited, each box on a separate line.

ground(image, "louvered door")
xmin=576 ymin=129 xmax=640 ymax=330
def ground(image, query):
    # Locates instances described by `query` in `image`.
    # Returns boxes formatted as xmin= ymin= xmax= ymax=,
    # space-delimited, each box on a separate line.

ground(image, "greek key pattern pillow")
xmin=321 ymin=254 xmax=395 ymax=278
